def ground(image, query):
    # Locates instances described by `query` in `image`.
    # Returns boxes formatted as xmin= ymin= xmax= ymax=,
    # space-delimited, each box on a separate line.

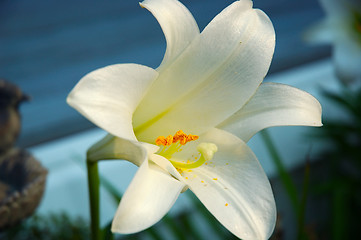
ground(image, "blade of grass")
xmin=260 ymin=130 xmax=300 ymax=215
xmin=99 ymin=176 xmax=121 ymax=204
xmin=332 ymin=181 xmax=349 ymax=240
xmin=178 ymin=212 xmax=206 ymax=240
xmin=145 ymin=226 xmax=164 ymax=240
xmin=322 ymin=89 xmax=355 ymax=113
xmin=102 ymin=222 xmax=114 ymax=240
xmin=297 ymin=156 xmax=310 ymax=240
xmin=186 ymin=191 xmax=235 ymax=239
xmin=162 ymin=215 xmax=188 ymax=240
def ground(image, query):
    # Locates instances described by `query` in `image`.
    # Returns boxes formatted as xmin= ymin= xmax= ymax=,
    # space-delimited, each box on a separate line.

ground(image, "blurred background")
xmin=2 ymin=0 xmax=360 ymax=239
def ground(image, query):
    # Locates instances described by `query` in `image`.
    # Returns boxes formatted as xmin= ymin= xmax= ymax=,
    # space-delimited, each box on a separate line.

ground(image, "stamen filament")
xmin=160 ymin=142 xmax=182 ymax=159
xmin=169 ymin=155 xmax=207 ymax=169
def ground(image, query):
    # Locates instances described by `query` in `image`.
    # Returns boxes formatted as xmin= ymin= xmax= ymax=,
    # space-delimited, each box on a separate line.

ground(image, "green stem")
xmin=87 ymin=159 xmax=102 ymax=240
xmin=260 ymin=130 xmax=300 ymax=215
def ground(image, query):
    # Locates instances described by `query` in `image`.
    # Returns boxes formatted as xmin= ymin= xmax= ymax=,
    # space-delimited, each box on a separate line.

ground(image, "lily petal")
xmin=182 ymin=128 xmax=276 ymax=240
xmin=67 ymin=64 xmax=158 ymax=141
xmin=87 ymin=134 xmax=158 ymax=166
xmin=150 ymin=153 xmax=184 ymax=180
xmin=218 ymin=82 xmax=322 ymax=142
xmin=140 ymin=0 xmax=200 ymax=68
xmin=134 ymin=0 xmax=275 ymax=142
xmin=111 ymin=159 xmax=185 ymax=234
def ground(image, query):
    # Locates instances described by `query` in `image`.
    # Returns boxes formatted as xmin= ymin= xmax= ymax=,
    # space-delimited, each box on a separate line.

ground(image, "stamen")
xmin=173 ymin=130 xmax=186 ymax=143
xmin=155 ymin=136 xmax=166 ymax=146
xmin=155 ymin=130 xmax=217 ymax=170
xmin=155 ymin=135 xmax=174 ymax=146
xmin=165 ymin=135 xmax=173 ymax=145
xmin=155 ymin=130 xmax=198 ymax=146
xmin=186 ymin=134 xmax=199 ymax=143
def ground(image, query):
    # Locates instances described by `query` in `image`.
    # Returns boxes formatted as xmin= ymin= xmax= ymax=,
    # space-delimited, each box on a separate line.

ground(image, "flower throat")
xmin=155 ymin=130 xmax=217 ymax=169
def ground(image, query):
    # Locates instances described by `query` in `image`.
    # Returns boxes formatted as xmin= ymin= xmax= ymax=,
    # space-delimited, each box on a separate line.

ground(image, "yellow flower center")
xmin=155 ymin=130 xmax=217 ymax=169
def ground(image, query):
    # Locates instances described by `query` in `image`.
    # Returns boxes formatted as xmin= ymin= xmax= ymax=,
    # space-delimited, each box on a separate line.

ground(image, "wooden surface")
xmin=0 ymin=0 xmax=330 ymax=147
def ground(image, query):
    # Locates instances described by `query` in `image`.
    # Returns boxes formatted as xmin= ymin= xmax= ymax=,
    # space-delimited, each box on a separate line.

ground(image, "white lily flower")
xmin=67 ymin=0 xmax=322 ymax=239
xmin=305 ymin=0 xmax=361 ymax=83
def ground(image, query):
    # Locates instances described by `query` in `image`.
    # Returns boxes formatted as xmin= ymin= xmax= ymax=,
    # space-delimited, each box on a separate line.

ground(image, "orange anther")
xmin=155 ymin=136 xmax=167 ymax=146
xmin=156 ymin=130 xmax=198 ymax=146
xmin=173 ymin=130 xmax=186 ymax=143
xmin=165 ymin=135 xmax=173 ymax=146
xmin=187 ymin=134 xmax=199 ymax=141
xmin=179 ymin=136 xmax=188 ymax=145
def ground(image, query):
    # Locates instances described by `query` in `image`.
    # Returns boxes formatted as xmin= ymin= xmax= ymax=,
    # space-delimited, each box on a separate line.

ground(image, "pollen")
xmin=186 ymin=134 xmax=199 ymax=143
xmin=225 ymin=203 xmax=229 ymax=206
xmin=173 ymin=130 xmax=187 ymax=144
xmin=155 ymin=130 xmax=198 ymax=146
xmin=213 ymin=178 xmax=218 ymax=180
xmin=155 ymin=135 xmax=173 ymax=146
